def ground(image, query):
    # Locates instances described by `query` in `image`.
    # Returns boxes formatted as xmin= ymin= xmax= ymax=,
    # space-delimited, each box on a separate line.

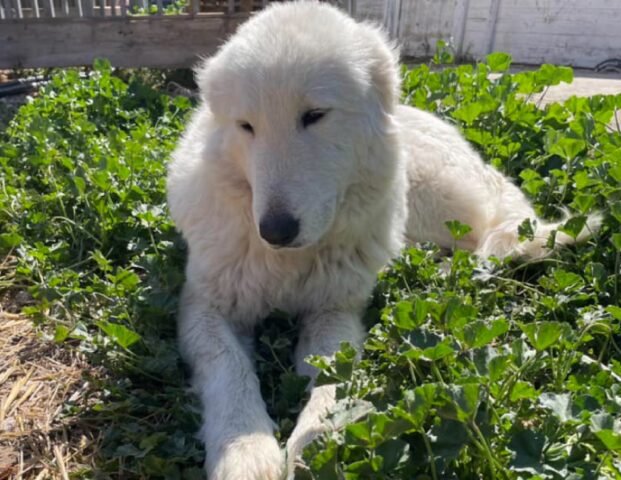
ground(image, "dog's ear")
xmin=193 ymin=55 xmax=235 ymax=117
xmin=193 ymin=56 xmax=215 ymax=105
xmin=366 ymin=28 xmax=401 ymax=114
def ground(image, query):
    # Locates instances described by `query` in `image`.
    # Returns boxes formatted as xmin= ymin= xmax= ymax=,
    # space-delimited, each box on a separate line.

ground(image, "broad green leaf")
xmin=548 ymin=137 xmax=586 ymax=160
xmin=539 ymin=392 xmax=574 ymax=422
xmin=606 ymin=305 xmax=621 ymax=321
xmin=572 ymin=193 xmax=596 ymax=215
xmin=429 ymin=420 xmax=469 ymax=460
xmin=334 ymin=342 xmax=357 ymax=381
xmin=97 ymin=321 xmax=141 ymax=349
xmin=510 ymin=381 xmax=538 ymax=402
xmin=463 ymin=318 xmax=508 ymax=348
xmin=507 ymin=430 xmax=545 ymax=475
xmin=594 ymin=430 xmax=621 ymax=453
xmin=609 ymin=202 xmax=621 ymax=223
xmin=394 ymin=384 xmax=437 ymax=430
xmin=405 ymin=329 xmax=455 ymax=361
xmin=559 ymin=215 xmax=587 ymax=240
xmin=346 ymin=421 xmax=372 ymax=444
xmin=520 ymin=322 xmax=565 ymax=350
xmin=537 ymin=64 xmax=574 ymax=86
xmin=452 ymin=102 xmax=483 ymax=125
xmin=393 ymin=301 xmax=415 ymax=329
xmin=375 ymin=439 xmax=409 ymax=472
xmin=421 ymin=340 xmax=455 ymax=361
xmin=0 ymin=232 xmax=23 ymax=249
xmin=518 ymin=218 xmax=536 ymax=242
xmin=487 ymin=52 xmax=512 ymax=72
xmin=552 ymin=269 xmax=584 ymax=291
xmin=440 ymin=384 xmax=480 ymax=422
xmin=330 ymin=398 xmax=374 ymax=432
xmin=445 ymin=220 xmax=473 ymax=240
xmin=53 ymin=324 xmax=71 ymax=343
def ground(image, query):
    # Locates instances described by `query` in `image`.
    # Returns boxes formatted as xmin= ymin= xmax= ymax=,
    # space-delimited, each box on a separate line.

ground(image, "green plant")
xmin=1 ymin=54 xmax=620 ymax=478
xmin=301 ymin=53 xmax=621 ymax=479
xmin=0 ymin=60 xmax=205 ymax=477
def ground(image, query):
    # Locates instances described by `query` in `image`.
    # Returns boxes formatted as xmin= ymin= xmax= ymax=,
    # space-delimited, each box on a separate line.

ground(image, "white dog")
xmin=166 ymin=2 xmax=599 ymax=478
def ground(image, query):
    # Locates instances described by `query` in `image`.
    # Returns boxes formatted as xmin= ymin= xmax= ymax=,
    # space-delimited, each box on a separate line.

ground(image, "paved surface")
xmin=488 ymin=67 xmax=621 ymax=128
xmin=532 ymin=70 xmax=621 ymax=105
xmin=529 ymin=70 xmax=621 ymax=128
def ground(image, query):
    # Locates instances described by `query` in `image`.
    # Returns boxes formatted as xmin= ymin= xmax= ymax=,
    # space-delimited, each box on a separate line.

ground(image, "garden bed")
xmin=1 ymin=58 xmax=620 ymax=479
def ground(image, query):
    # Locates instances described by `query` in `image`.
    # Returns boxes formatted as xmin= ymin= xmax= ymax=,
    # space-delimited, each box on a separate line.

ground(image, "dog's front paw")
xmin=285 ymin=426 xmax=324 ymax=480
xmin=207 ymin=433 xmax=284 ymax=480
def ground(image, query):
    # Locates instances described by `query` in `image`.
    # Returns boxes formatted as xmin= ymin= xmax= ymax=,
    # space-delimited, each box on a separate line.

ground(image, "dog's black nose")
xmin=259 ymin=213 xmax=300 ymax=247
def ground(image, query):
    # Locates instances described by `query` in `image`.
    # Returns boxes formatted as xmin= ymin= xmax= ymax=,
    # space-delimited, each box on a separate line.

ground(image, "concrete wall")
xmin=355 ymin=0 xmax=621 ymax=68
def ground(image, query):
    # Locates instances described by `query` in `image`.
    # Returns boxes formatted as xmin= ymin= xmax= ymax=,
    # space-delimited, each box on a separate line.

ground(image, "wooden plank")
xmin=83 ymin=0 xmax=93 ymax=16
xmin=4 ymin=0 xmax=14 ymax=18
xmin=0 ymin=15 xmax=250 ymax=68
xmin=14 ymin=0 xmax=23 ymax=18
xmin=190 ymin=0 xmax=198 ymax=15
xmin=44 ymin=0 xmax=55 ymax=17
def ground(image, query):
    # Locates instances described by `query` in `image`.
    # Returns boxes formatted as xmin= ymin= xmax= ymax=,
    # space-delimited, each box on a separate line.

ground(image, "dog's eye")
xmin=238 ymin=121 xmax=254 ymax=135
xmin=301 ymin=109 xmax=328 ymax=128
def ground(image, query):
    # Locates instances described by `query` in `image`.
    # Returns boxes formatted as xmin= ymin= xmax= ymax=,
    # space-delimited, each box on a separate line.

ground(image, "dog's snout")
xmin=259 ymin=212 xmax=300 ymax=247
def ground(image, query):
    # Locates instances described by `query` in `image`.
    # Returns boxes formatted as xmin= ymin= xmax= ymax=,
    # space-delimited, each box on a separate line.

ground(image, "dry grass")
xmin=0 ymin=304 xmax=103 ymax=479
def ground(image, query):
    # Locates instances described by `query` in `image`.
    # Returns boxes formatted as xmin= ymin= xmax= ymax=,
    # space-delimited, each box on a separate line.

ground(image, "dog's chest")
xmin=189 ymin=234 xmax=374 ymax=327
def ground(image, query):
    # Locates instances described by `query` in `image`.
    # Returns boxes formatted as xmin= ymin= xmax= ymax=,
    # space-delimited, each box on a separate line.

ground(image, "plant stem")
xmin=421 ymin=430 xmax=439 ymax=480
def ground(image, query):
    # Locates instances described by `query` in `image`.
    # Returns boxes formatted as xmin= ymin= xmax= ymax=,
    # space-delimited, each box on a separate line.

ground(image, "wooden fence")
xmin=0 ymin=0 xmax=356 ymax=68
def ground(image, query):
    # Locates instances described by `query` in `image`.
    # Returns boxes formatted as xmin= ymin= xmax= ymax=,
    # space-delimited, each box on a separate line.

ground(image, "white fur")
xmin=166 ymin=2 xmax=600 ymax=478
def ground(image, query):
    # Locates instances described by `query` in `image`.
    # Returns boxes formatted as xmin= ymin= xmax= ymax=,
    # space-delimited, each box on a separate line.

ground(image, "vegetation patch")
xmin=0 ymin=55 xmax=620 ymax=478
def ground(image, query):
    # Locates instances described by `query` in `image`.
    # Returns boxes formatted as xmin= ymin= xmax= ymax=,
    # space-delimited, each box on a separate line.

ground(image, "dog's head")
xmin=196 ymin=2 xmax=400 ymax=249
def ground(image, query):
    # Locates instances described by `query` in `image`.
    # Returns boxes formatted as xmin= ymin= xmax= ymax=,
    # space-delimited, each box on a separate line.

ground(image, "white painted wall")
xmin=355 ymin=0 xmax=621 ymax=68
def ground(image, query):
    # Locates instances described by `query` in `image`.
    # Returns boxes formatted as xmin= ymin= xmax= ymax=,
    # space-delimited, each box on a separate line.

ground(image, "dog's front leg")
xmin=286 ymin=310 xmax=365 ymax=477
xmin=178 ymin=289 xmax=283 ymax=480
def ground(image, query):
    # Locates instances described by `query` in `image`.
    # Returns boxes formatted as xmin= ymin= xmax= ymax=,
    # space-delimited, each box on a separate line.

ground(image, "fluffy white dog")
xmin=167 ymin=2 xmax=599 ymax=478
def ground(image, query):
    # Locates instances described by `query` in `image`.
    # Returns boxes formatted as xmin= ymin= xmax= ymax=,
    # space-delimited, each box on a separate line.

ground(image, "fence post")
xmin=13 ymin=0 xmax=23 ymax=18
xmin=190 ymin=0 xmax=198 ymax=15
xmin=43 ymin=0 xmax=55 ymax=18
xmin=383 ymin=0 xmax=401 ymax=40
xmin=3 ymin=0 xmax=14 ymax=18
